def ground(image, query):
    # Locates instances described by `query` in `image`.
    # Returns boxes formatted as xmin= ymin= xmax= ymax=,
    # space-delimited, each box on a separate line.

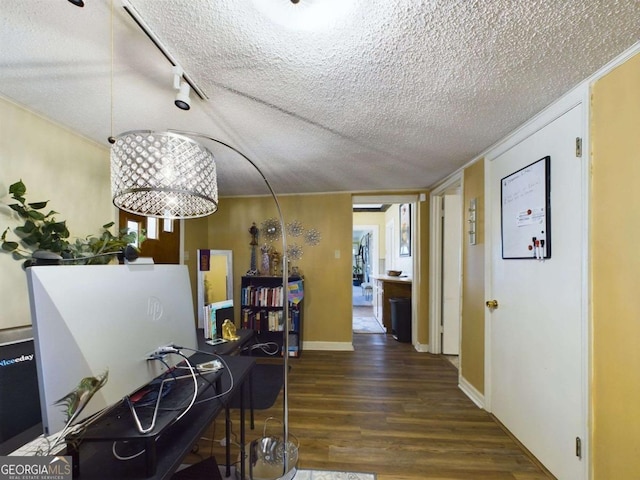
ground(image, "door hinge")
xmin=575 ymin=436 xmax=582 ymax=459
xmin=575 ymin=137 xmax=583 ymax=158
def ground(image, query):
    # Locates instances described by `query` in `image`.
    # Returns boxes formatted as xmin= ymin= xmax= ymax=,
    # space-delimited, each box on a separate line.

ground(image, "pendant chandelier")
xmin=110 ymin=130 xmax=218 ymax=219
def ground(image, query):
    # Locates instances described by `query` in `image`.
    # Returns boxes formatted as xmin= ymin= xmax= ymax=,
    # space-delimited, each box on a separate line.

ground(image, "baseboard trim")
xmin=459 ymin=374 xmax=485 ymax=409
xmin=414 ymin=342 xmax=429 ymax=352
xmin=303 ymin=341 xmax=355 ymax=351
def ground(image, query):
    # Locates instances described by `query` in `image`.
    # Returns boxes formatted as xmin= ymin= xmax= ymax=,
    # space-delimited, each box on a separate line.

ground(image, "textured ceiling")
xmin=1 ymin=0 xmax=638 ymax=196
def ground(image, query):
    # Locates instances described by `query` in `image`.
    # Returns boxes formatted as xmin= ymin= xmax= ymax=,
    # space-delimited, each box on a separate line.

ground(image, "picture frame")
xmin=399 ymin=203 xmax=411 ymax=257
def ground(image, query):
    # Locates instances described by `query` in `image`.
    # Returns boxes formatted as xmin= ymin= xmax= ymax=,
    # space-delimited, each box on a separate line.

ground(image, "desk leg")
xmin=240 ymin=381 xmax=246 ymax=480
xmin=225 ymin=405 xmax=231 ymax=478
xmin=68 ymin=442 xmax=80 ymax=479
xmin=145 ymin=438 xmax=157 ymax=477
xmin=249 ymin=368 xmax=255 ymax=430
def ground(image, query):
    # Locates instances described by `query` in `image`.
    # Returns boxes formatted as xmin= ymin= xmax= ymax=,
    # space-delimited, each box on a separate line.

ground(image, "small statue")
xmin=222 ymin=319 xmax=240 ymax=341
xmin=260 ymin=243 xmax=271 ymax=276
xmin=271 ymin=250 xmax=281 ymax=276
xmin=247 ymin=222 xmax=259 ymax=276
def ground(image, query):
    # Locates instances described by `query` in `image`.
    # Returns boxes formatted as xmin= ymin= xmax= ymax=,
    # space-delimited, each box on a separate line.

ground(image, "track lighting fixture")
xmin=173 ymin=66 xmax=191 ymax=110
xmin=68 ymin=0 xmax=85 ymax=6
xmin=175 ymin=81 xmax=191 ymax=110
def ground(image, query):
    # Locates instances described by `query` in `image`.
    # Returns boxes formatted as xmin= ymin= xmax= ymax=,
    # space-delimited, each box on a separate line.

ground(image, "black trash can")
xmin=389 ymin=297 xmax=411 ymax=342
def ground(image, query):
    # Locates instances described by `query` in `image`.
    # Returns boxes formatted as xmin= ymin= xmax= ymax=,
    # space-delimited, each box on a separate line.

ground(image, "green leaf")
xmin=27 ymin=210 xmax=45 ymax=221
xmin=51 ymin=221 xmax=68 ymax=234
xmin=21 ymin=234 xmax=40 ymax=246
xmin=8 ymin=204 xmax=27 ymax=217
xmin=28 ymin=201 xmax=49 ymax=210
xmin=103 ymin=222 xmax=115 ymax=229
xmin=9 ymin=180 xmax=26 ymax=198
xmin=12 ymin=251 xmax=28 ymax=261
xmin=1 ymin=241 xmax=18 ymax=252
xmin=20 ymin=220 xmax=37 ymax=234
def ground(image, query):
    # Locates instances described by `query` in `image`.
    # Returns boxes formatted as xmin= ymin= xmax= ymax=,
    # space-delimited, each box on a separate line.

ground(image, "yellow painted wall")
xmin=590 ymin=52 xmax=640 ymax=479
xmin=0 ymin=96 xmax=112 ymax=330
xmin=461 ymin=159 xmax=485 ymax=393
xmin=415 ymin=198 xmax=429 ymax=345
xmin=184 ymin=192 xmax=431 ymax=345
xmin=185 ymin=193 xmax=354 ymax=344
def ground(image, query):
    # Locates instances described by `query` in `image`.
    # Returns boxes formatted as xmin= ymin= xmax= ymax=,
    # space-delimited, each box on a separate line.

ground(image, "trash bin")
xmin=389 ymin=297 xmax=411 ymax=342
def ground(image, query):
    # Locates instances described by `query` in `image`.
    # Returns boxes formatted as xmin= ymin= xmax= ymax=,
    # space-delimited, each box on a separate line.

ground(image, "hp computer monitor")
xmin=26 ymin=264 xmax=198 ymax=435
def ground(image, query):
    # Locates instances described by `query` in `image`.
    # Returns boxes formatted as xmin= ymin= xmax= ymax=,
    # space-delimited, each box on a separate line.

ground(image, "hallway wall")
xmin=590 ymin=51 xmax=640 ymax=479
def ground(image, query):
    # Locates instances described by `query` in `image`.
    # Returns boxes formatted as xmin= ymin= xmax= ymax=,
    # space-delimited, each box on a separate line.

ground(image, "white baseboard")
xmin=459 ymin=374 xmax=485 ymax=409
xmin=303 ymin=341 xmax=354 ymax=351
xmin=414 ymin=342 xmax=429 ymax=352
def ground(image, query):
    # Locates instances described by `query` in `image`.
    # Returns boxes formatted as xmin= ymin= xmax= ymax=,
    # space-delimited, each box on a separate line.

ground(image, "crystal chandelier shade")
xmin=110 ymin=131 xmax=218 ymax=218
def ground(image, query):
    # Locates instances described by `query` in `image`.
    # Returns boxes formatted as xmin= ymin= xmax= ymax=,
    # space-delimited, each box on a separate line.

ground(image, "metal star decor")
xmin=304 ymin=228 xmax=321 ymax=246
xmin=286 ymin=243 xmax=304 ymax=261
xmin=286 ymin=220 xmax=305 ymax=238
xmin=261 ymin=217 xmax=281 ymax=243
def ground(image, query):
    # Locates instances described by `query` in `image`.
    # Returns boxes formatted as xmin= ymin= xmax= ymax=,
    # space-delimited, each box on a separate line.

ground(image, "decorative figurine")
xmin=222 ymin=319 xmax=240 ymax=341
xmin=260 ymin=243 xmax=271 ymax=276
xmin=271 ymin=250 xmax=281 ymax=276
xmin=247 ymin=222 xmax=259 ymax=276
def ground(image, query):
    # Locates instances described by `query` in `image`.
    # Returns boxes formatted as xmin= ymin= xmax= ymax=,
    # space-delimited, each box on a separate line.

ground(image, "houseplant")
xmin=1 ymin=179 xmax=143 ymax=267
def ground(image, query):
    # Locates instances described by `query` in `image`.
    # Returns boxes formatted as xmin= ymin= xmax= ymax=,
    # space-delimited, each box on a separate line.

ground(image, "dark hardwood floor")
xmin=186 ymin=333 xmax=553 ymax=479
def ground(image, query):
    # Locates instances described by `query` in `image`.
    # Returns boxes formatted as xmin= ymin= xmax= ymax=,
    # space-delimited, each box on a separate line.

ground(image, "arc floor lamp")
xmin=110 ymin=129 xmax=295 ymax=479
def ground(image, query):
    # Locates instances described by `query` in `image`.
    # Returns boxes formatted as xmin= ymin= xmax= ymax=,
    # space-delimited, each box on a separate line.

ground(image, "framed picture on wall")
xmin=399 ymin=203 xmax=411 ymax=257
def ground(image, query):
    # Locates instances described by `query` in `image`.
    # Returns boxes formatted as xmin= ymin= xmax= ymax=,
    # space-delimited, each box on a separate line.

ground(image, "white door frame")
xmin=353 ymin=194 xmax=420 ymax=344
xmin=428 ymin=172 xmax=463 ymax=355
xmin=483 ymin=84 xmax=590 ymax=476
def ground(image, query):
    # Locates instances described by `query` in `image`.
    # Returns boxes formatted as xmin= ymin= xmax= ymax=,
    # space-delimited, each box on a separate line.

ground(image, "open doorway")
xmin=429 ymin=174 xmax=463 ymax=369
xmin=352 ymin=226 xmax=382 ymax=333
xmin=352 ymin=196 xmax=419 ymax=337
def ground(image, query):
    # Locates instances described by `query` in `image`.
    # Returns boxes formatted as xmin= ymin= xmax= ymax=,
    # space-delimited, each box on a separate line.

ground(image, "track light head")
xmin=174 ymin=81 xmax=191 ymax=110
xmin=68 ymin=0 xmax=85 ymax=6
xmin=172 ymin=65 xmax=191 ymax=110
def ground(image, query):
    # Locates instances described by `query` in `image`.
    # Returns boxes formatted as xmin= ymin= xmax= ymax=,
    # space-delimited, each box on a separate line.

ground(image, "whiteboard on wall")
xmin=500 ymin=156 xmax=551 ymax=259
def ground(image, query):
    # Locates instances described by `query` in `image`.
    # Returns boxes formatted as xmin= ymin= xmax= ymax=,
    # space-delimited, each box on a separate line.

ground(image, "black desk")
xmin=68 ymin=355 xmax=255 ymax=480
xmin=197 ymin=328 xmax=256 ymax=356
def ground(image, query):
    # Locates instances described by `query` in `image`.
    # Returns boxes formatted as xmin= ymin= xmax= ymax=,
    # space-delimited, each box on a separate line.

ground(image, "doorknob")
xmin=486 ymin=299 xmax=499 ymax=310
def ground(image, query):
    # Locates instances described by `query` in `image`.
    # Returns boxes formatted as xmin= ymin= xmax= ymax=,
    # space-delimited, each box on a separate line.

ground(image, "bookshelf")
xmin=240 ymin=275 xmax=303 ymax=357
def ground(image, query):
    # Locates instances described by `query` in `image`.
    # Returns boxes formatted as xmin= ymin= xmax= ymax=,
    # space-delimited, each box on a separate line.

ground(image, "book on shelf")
xmin=241 ymin=285 xmax=284 ymax=307
xmin=204 ymin=300 xmax=233 ymax=339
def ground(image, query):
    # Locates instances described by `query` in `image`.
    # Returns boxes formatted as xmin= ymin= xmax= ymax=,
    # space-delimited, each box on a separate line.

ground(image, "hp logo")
xmin=147 ymin=296 xmax=163 ymax=321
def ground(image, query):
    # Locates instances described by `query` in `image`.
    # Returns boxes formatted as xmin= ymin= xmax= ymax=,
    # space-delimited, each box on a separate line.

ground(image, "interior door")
xmin=119 ymin=211 xmax=180 ymax=264
xmin=488 ymin=104 xmax=585 ymax=479
xmin=441 ymin=193 xmax=461 ymax=354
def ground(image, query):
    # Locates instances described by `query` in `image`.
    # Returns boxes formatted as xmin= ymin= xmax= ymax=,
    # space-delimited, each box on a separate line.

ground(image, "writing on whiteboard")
xmin=516 ymin=207 xmax=545 ymax=227
xmin=502 ymin=166 xmax=542 ymax=207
